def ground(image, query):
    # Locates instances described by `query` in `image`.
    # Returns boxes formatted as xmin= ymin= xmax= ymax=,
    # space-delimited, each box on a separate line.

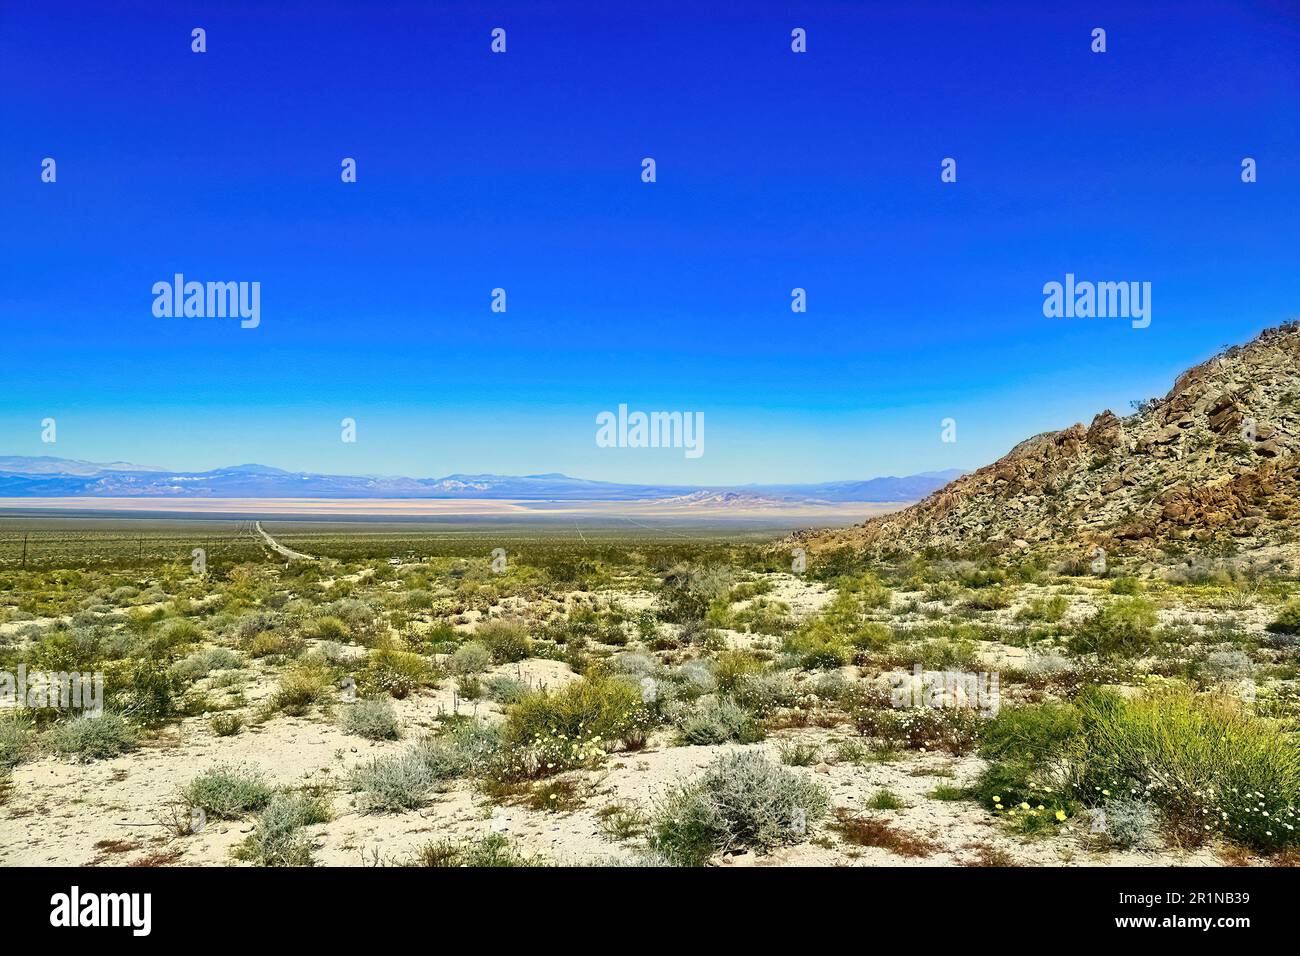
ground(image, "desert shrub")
xmin=811 ymin=670 xmax=852 ymax=703
xmin=152 ymin=617 xmax=203 ymax=650
xmin=449 ymin=641 xmax=492 ymax=676
xmin=1204 ymin=649 xmax=1252 ymax=680
xmin=404 ymin=589 xmax=434 ymax=610
xmin=409 ymin=833 xmax=537 ymax=867
xmin=854 ymin=706 xmax=985 ymax=755
xmin=414 ymin=719 xmax=505 ymax=780
xmin=1267 ymin=603 xmax=1300 ymax=635
xmin=210 ymin=712 xmax=243 ymax=737
xmin=103 ymin=657 xmax=185 ymax=727
xmin=675 ymin=698 xmax=764 ymax=746
xmin=1015 ymin=594 xmax=1069 ymax=623
xmin=170 ymin=647 xmax=242 ymax=682
xmin=1070 ymin=597 xmax=1159 ymax=657
xmin=1071 ymin=687 xmax=1300 ymax=852
xmin=320 ymin=599 xmax=382 ymax=642
xmin=649 ymin=751 xmax=829 ymax=866
xmin=359 ymin=648 xmax=432 ymax=699
xmin=233 ymin=791 xmax=330 ymax=867
xmin=963 ymin=586 xmax=1012 ymax=611
xmin=47 ymin=712 xmax=138 ymax=761
xmin=483 ymin=674 xmax=530 ymax=704
xmin=232 ymin=611 xmax=283 ymax=643
xmin=713 ymin=650 xmax=765 ymax=692
xmin=349 ymin=752 xmax=440 ymax=812
xmin=476 ymin=620 xmax=532 ymax=663
xmin=777 ymin=740 xmax=820 ymax=766
xmin=181 ymin=765 xmax=273 ymax=819
xmin=301 ymin=616 xmax=349 ymax=643
xmin=658 ymin=564 xmax=734 ymax=624
xmin=1109 ymin=577 xmax=1142 ymax=596
xmin=268 ymin=662 xmax=334 ymax=715
xmin=244 ymin=631 xmax=304 ymax=659
xmin=340 ymin=698 xmax=400 ymax=740
xmin=783 ymin=629 xmax=851 ymax=670
xmin=0 ymin=718 xmax=34 ymax=769
xmin=506 ymin=676 xmax=647 ymax=762
xmin=866 ymin=788 xmax=906 ymax=810
xmin=980 ymin=702 xmax=1081 ymax=762
xmin=1096 ymin=795 xmax=1158 ymax=849
xmin=730 ymin=671 xmax=798 ymax=716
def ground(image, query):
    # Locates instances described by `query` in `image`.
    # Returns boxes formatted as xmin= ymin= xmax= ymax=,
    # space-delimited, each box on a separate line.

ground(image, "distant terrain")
xmin=0 ymin=458 xmax=964 ymax=504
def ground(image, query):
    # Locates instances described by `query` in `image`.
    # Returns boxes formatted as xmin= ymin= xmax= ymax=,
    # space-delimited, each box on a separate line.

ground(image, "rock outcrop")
xmin=797 ymin=323 xmax=1300 ymax=555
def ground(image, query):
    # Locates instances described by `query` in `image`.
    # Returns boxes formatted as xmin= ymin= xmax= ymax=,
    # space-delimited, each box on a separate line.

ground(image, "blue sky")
xmin=2 ymin=1 xmax=1297 ymax=484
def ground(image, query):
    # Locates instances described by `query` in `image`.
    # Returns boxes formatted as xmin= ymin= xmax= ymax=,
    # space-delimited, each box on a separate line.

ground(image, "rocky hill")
xmin=797 ymin=323 xmax=1300 ymax=556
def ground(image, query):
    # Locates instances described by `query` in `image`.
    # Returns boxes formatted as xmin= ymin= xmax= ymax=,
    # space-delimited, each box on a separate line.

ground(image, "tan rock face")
xmin=798 ymin=322 xmax=1300 ymax=556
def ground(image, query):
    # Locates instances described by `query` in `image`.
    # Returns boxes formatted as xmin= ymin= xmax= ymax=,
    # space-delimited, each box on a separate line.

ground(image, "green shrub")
xmin=506 ymin=676 xmax=646 ymax=757
xmin=182 ymin=765 xmax=273 ymax=819
xmin=1015 ymin=594 xmax=1069 ymax=623
xmin=980 ymin=702 xmax=1081 ymax=762
xmin=301 ymin=616 xmax=349 ymax=643
xmin=359 ymin=648 xmax=432 ymax=699
xmin=234 ymin=792 xmax=330 ymax=866
xmin=649 ymin=751 xmax=829 ymax=866
xmin=675 ymin=698 xmax=764 ymax=746
xmin=1070 ymin=597 xmax=1159 ymax=657
xmin=47 ymin=712 xmax=138 ymax=761
xmin=0 ymin=718 xmax=34 ymax=769
xmin=1109 ymin=577 xmax=1142 ymax=596
xmin=409 ymin=833 xmax=538 ymax=867
xmin=1071 ymin=687 xmax=1300 ymax=852
xmin=449 ymin=641 xmax=491 ymax=676
xmin=268 ymin=662 xmax=334 ymax=715
xmin=349 ymin=752 xmax=439 ymax=812
xmin=413 ymin=719 xmax=505 ymax=780
xmin=476 ymin=620 xmax=532 ymax=663
xmin=340 ymin=698 xmax=400 ymax=740
xmin=170 ymin=647 xmax=242 ymax=682
xmin=1266 ymin=603 xmax=1300 ymax=635
xmin=210 ymin=712 xmax=243 ymax=737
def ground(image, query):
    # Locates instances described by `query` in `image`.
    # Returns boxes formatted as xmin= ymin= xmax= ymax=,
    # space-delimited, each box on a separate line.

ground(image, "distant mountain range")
xmin=0 ymin=457 xmax=964 ymax=504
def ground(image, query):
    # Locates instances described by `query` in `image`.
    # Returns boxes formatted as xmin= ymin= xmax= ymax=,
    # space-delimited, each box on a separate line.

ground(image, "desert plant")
xmin=209 ymin=712 xmax=244 ymax=737
xmin=475 ymin=620 xmax=532 ymax=663
xmin=449 ymin=641 xmax=492 ymax=676
xmin=675 ymin=698 xmax=764 ymax=746
xmin=181 ymin=765 xmax=273 ymax=819
xmin=1070 ymin=597 xmax=1159 ymax=657
xmin=234 ymin=791 xmax=330 ymax=866
xmin=340 ymin=698 xmax=400 ymax=740
xmin=649 ymin=751 xmax=829 ymax=866
xmin=47 ymin=712 xmax=138 ymax=761
xmin=268 ymin=662 xmax=334 ymax=715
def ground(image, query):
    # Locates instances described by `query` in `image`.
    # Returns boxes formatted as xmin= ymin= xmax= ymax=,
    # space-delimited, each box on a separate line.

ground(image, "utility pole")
xmin=21 ymin=533 xmax=28 ymax=569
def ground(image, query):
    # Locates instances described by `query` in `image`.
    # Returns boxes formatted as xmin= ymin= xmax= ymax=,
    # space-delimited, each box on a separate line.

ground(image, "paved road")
xmin=254 ymin=520 xmax=316 ymax=561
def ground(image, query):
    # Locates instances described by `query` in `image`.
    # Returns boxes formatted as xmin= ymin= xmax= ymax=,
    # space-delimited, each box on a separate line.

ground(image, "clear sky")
xmin=2 ymin=1 xmax=1297 ymax=484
